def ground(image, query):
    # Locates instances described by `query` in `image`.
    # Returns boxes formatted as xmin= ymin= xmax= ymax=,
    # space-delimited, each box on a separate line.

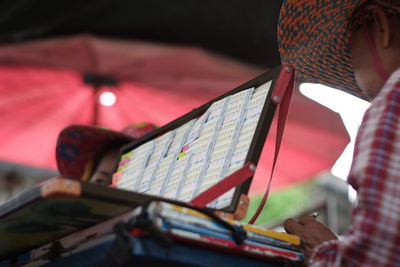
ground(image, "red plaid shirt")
xmin=310 ymin=68 xmax=400 ymax=266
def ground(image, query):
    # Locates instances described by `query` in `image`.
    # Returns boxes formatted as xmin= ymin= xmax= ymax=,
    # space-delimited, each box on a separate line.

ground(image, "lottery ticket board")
xmin=113 ymin=67 xmax=281 ymax=212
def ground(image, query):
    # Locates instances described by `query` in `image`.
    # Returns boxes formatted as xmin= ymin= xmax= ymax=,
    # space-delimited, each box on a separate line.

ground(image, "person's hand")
xmin=233 ymin=194 xmax=250 ymax=220
xmin=284 ymin=215 xmax=338 ymax=261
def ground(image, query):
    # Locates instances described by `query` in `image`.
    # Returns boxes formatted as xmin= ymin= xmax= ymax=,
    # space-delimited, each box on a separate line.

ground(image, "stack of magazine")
xmin=139 ymin=201 xmax=304 ymax=264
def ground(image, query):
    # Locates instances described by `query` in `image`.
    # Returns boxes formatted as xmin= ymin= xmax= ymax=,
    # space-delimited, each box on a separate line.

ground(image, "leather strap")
xmin=248 ymin=65 xmax=295 ymax=224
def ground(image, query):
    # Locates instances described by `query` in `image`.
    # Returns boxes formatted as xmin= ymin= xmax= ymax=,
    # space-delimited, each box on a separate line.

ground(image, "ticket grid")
xmin=147 ymin=154 xmax=175 ymax=195
xmin=163 ymin=154 xmax=191 ymax=199
xmin=160 ymin=120 xmax=196 ymax=196
xmin=143 ymin=131 xmax=175 ymax=192
xmin=210 ymin=88 xmax=254 ymax=208
xmin=116 ymin=140 xmax=155 ymax=190
xmin=197 ymin=121 xmax=238 ymax=195
xmin=185 ymin=112 xmax=209 ymax=145
xmin=191 ymin=97 xmax=230 ymax=199
xmin=136 ymin=164 xmax=154 ymax=193
xmin=214 ymin=84 xmax=270 ymax=208
xmin=113 ymin=81 xmax=272 ymax=209
xmin=166 ymin=120 xmax=195 ymax=157
xmin=175 ymin=114 xmax=219 ymax=200
xmin=212 ymin=83 xmax=271 ymax=208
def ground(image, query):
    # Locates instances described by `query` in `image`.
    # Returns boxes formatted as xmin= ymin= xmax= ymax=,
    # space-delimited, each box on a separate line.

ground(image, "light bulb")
xmin=99 ymin=91 xmax=117 ymax=107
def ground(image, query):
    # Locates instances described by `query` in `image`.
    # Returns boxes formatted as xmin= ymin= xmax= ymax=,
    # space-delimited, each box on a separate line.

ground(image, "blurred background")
xmin=0 ymin=0 xmax=370 ymax=234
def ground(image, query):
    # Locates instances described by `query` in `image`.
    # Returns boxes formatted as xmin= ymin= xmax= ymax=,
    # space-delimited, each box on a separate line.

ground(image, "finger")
xmin=239 ymin=194 xmax=250 ymax=208
xmin=298 ymin=214 xmax=317 ymax=225
xmin=303 ymin=235 xmax=320 ymax=248
xmin=283 ymin=218 xmax=305 ymax=235
xmin=304 ymin=245 xmax=314 ymax=265
xmin=214 ymin=211 xmax=234 ymax=219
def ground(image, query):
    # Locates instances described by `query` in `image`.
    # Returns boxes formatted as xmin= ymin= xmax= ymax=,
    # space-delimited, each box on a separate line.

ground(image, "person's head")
xmin=56 ymin=123 xmax=157 ymax=184
xmin=350 ymin=2 xmax=400 ymax=98
xmin=89 ymin=142 xmax=126 ymax=185
xmin=278 ymin=0 xmax=400 ymax=101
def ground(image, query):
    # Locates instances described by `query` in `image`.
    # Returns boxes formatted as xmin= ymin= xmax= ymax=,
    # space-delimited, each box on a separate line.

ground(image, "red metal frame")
xmin=190 ymin=162 xmax=256 ymax=208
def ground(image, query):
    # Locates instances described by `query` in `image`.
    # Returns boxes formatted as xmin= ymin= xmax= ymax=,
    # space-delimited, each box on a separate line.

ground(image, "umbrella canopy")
xmin=0 ymin=35 xmax=349 ymax=191
xmin=0 ymin=35 xmax=262 ymax=167
xmin=0 ymin=0 xmax=283 ymax=68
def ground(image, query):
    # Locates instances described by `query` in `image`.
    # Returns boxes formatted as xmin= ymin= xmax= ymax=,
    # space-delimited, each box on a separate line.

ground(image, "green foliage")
xmin=243 ymin=180 xmax=317 ymax=226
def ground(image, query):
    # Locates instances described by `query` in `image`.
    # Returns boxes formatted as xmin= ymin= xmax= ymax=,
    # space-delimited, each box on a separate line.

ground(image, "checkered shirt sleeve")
xmin=309 ymin=68 xmax=400 ymax=267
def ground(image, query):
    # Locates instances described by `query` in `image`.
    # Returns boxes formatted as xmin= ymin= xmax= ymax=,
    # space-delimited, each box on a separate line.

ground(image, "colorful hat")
xmin=56 ymin=123 xmax=157 ymax=180
xmin=278 ymin=0 xmax=370 ymax=99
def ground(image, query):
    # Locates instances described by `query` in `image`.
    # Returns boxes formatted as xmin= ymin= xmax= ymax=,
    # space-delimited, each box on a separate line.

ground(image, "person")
xmin=278 ymin=0 xmax=400 ymax=265
xmin=56 ymin=123 xmax=249 ymax=220
xmin=56 ymin=123 xmax=157 ymax=184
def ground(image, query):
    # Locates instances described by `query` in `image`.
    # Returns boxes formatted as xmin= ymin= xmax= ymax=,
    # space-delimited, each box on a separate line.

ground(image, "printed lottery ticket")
xmin=163 ymin=155 xmax=191 ymax=199
xmin=147 ymin=154 xmax=175 ymax=195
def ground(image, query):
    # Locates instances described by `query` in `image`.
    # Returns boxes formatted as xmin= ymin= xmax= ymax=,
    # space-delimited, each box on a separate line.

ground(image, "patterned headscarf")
xmin=56 ymin=123 xmax=157 ymax=180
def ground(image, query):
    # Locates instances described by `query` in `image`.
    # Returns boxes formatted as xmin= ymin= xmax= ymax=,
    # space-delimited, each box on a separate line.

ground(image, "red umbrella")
xmin=0 ymin=35 xmax=349 ymax=191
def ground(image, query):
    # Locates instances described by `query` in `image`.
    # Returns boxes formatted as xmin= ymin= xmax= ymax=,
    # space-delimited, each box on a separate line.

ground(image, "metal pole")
xmin=93 ymin=85 xmax=100 ymax=126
